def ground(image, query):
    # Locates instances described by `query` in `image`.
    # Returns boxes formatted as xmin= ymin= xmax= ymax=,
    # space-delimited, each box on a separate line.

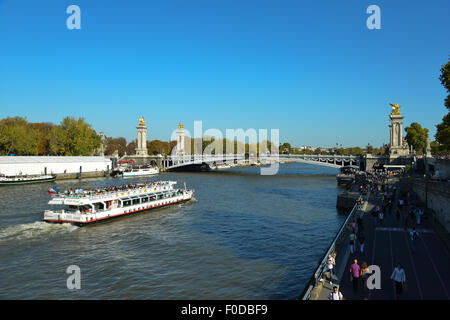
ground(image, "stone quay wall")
xmin=400 ymin=177 xmax=450 ymax=233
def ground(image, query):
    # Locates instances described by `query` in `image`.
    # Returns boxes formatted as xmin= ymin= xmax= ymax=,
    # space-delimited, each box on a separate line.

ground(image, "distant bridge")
xmin=161 ymin=154 xmax=360 ymax=171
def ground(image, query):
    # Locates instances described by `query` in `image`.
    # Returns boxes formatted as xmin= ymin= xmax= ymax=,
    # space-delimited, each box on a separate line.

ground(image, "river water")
xmin=0 ymin=163 xmax=346 ymax=299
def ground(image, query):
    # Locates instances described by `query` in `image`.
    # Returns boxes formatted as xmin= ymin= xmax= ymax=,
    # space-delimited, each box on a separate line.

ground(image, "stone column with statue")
xmin=388 ymin=103 xmax=410 ymax=158
xmin=176 ymin=123 xmax=185 ymax=156
xmin=135 ymin=116 xmax=148 ymax=156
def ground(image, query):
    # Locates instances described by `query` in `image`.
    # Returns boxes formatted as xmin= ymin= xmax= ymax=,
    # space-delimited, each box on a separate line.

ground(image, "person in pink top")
xmin=349 ymin=259 xmax=360 ymax=292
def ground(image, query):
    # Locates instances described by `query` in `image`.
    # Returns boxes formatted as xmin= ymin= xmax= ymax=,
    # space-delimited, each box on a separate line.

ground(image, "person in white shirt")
xmin=328 ymin=286 xmax=343 ymax=300
xmin=325 ymin=254 xmax=336 ymax=284
xmin=390 ymin=264 xmax=406 ymax=297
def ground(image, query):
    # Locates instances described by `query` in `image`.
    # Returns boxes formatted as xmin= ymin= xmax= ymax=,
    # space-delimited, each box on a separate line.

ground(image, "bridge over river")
xmin=160 ymin=154 xmax=360 ymax=172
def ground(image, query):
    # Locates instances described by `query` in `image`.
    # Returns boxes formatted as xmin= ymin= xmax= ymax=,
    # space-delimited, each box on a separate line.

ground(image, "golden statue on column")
xmin=389 ymin=103 xmax=402 ymax=116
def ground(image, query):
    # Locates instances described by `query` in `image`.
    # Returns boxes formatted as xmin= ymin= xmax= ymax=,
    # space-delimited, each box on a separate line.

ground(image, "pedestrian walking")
xmin=379 ymin=210 xmax=384 ymax=225
xmin=357 ymin=215 xmax=364 ymax=232
xmin=349 ymin=231 xmax=356 ymax=254
xmin=415 ymin=208 xmax=423 ymax=225
xmin=325 ymin=254 xmax=336 ymax=284
xmin=358 ymin=231 xmax=365 ymax=253
xmin=371 ymin=207 xmax=378 ymax=225
xmin=409 ymin=206 xmax=415 ymax=222
xmin=349 ymin=259 xmax=360 ymax=292
xmin=360 ymin=262 xmax=370 ymax=291
xmin=399 ymin=198 xmax=404 ymax=211
xmin=390 ymin=264 xmax=406 ymax=298
xmin=351 ymin=220 xmax=357 ymax=234
xmin=410 ymin=227 xmax=419 ymax=253
xmin=327 ymin=286 xmax=344 ymax=300
xmin=404 ymin=212 xmax=409 ymax=231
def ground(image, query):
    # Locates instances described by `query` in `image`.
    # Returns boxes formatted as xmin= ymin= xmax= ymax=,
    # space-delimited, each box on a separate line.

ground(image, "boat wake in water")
xmin=0 ymin=221 xmax=78 ymax=242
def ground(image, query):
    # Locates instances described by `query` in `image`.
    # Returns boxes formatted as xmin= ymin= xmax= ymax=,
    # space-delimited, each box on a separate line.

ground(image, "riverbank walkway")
xmin=327 ymin=178 xmax=450 ymax=300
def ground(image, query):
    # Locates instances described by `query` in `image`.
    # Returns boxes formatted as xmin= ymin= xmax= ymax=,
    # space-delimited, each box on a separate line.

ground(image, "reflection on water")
xmin=0 ymin=163 xmax=345 ymax=299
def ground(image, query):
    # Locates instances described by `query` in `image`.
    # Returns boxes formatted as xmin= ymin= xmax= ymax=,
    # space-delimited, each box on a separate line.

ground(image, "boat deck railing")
xmin=46 ymin=190 xmax=192 ymax=215
xmin=52 ymin=182 xmax=177 ymax=200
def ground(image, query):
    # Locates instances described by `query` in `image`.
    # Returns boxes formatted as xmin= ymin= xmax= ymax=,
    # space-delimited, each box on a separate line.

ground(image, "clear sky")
xmin=0 ymin=0 xmax=449 ymax=148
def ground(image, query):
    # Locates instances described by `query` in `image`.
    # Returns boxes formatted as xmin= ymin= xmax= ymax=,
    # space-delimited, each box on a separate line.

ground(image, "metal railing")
xmin=300 ymin=192 xmax=368 ymax=300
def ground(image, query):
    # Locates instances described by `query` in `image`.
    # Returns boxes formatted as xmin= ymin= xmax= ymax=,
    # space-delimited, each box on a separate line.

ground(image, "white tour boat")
xmin=43 ymin=181 xmax=194 ymax=226
xmin=122 ymin=166 xmax=159 ymax=177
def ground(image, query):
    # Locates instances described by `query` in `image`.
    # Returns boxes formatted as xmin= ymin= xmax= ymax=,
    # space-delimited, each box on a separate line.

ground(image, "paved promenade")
xmin=333 ymin=178 xmax=450 ymax=300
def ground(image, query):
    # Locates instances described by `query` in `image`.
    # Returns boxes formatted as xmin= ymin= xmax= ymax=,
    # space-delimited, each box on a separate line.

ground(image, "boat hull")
xmin=0 ymin=176 xmax=56 ymax=186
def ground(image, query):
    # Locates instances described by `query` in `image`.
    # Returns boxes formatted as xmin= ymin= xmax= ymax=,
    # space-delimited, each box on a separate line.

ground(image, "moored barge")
xmin=0 ymin=174 xmax=56 ymax=186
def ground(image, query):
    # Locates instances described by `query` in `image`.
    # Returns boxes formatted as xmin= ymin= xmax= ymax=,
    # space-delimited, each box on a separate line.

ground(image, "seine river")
xmin=0 ymin=163 xmax=346 ymax=299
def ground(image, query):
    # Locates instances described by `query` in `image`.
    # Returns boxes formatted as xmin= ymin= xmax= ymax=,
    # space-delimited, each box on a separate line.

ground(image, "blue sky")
xmin=0 ymin=0 xmax=449 ymax=148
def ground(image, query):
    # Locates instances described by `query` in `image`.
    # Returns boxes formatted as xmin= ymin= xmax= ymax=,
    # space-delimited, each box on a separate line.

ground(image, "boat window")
xmin=93 ymin=202 xmax=105 ymax=211
xmin=65 ymin=205 xmax=81 ymax=213
xmin=123 ymin=200 xmax=131 ymax=207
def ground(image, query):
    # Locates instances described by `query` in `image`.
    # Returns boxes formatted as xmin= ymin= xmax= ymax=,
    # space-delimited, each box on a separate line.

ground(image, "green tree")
xmin=50 ymin=117 xmax=101 ymax=156
xmin=439 ymin=56 xmax=450 ymax=110
xmin=49 ymin=125 xmax=66 ymax=155
xmin=435 ymin=57 xmax=450 ymax=152
xmin=405 ymin=122 xmax=429 ymax=154
xmin=280 ymin=142 xmax=291 ymax=154
xmin=31 ymin=122 xmax=55 ymax=155
xmin=347 ymin=147 xmax=365 ymax=155
xmin=435 ymin=113 xmax=450 ymax=153
xmin=0 ymin=117 xmax=38 ymax=155
xmin=105 ymin=137 xmax=128 ymax=156
xmin=126 ymin=140 xmax=136 ymax=155
xmin=430 ymin=140 xmax=445 ymax=155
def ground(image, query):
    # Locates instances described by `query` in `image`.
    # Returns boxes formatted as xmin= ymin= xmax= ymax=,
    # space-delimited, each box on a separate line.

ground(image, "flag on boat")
xmin=47 ymin=186 xmax=59 ymax=195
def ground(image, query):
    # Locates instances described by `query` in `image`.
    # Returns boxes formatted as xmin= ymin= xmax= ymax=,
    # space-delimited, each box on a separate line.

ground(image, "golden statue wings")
xmin=389 ymin=103 xmax=402 ymax=115
xmin=139 ymin=116 xmax=146 ymax=126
